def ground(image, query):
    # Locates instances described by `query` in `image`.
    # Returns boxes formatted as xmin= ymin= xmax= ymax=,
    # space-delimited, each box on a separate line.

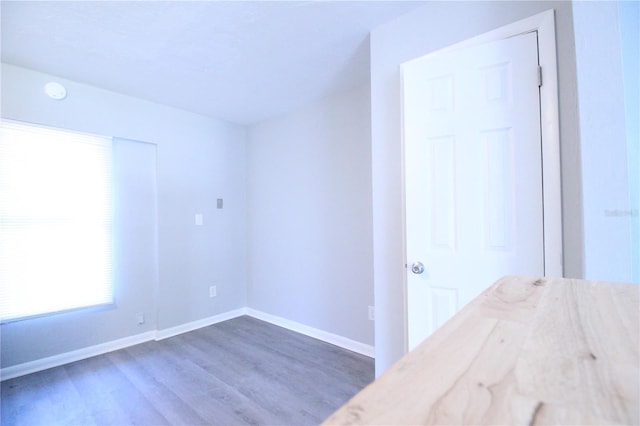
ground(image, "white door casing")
xmin=402 ymin=11 xmax=562 ymax=351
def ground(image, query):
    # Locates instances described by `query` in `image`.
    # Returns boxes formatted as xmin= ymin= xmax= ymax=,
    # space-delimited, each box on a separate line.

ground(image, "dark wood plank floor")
xmin=1 ymin=316 xmax=374 ymax=425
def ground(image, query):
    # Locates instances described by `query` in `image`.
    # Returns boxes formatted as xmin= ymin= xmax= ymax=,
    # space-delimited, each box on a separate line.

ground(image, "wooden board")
xmin=323 ymin=276 xmax=640 ymax=425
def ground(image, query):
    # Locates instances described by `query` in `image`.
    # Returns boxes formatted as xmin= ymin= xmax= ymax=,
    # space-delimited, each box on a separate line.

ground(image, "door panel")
xmin=482 ymin=128 xmax=513 ymax=251
xmin=429 ymin=136 xmax=456 ymax=250
xmin=403 ymin=32 xmax=543 ymax=350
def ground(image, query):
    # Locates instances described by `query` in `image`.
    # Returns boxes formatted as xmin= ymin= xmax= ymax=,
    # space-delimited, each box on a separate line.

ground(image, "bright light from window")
xmin=0 ymin=121 xmax=113 ymax=321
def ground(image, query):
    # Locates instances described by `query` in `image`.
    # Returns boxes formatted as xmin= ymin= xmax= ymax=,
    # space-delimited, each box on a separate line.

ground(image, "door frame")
xmin=400 ymin=9 xmax=563 ymax=351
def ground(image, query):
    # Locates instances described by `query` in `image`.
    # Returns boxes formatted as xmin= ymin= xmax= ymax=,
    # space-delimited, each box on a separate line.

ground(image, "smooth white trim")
xmin=0 ymin=331 xmax=156 ymax=381
xmin=536 ymin=10 xmax=564 ymax=278
xmin=246 ymin=308 xmax=375 ymax=358
xmin=1 ymin=307 xmax=374 ymax=380
xmin=0 ymin=310 xmax=246 ymax=381
xmin=401 ymin=9 xmax=563 ymax=280
xmin=154 ymin=308 xmax=246 ymax=340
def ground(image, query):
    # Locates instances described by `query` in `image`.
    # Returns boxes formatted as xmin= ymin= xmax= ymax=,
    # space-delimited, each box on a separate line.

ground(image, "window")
xmin=0 ymin=121 xmax=113 ymax=321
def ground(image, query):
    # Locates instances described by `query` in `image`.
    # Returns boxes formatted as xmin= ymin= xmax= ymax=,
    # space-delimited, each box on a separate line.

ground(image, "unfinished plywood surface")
xmin=323 ymin=276 xmax=639 ymax=425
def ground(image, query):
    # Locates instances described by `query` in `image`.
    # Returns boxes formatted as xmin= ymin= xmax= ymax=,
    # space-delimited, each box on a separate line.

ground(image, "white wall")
xmin=618 ymin=1 xmax=640 ymax=283
xmin=369 ymin=1 xmax=582 ymax=376
xmin=1 ymin=64 xmax=247 ymax=367
xmin=573 ymin=1 xmax=636 ymax=283
xmin=246 ymin=85 xmax=374 ymax=346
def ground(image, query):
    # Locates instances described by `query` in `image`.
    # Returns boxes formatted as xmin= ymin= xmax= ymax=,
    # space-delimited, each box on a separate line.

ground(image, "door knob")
xmin=411 ymin=261 xmax=425 ymax=274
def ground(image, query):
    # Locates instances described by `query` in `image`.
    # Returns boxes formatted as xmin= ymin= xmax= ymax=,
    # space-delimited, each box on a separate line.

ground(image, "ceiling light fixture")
xmin=44 ymin=82 xmax=67 ymax=100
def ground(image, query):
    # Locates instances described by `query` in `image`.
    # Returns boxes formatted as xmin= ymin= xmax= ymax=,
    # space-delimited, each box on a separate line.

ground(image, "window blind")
xmin=0 ymin=120 xmax=113 ymax=321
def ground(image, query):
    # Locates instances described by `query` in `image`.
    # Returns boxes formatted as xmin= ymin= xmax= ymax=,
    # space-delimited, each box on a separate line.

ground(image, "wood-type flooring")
xmin=1 ymin=316 xmax=374 ymax=425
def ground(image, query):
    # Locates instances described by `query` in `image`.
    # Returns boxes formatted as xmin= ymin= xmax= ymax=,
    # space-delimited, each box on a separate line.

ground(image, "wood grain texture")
xmin=1 ymin=316 xmax=374 ymax=426
xmin=323 ymin=276 xmax=640 ymax=425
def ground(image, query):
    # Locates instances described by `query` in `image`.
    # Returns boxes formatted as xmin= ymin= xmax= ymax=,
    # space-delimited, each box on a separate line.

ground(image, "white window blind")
xmin=0 ymin=120 xmax=113 ymax=321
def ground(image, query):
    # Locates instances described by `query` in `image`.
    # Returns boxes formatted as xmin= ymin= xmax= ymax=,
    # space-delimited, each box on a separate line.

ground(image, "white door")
xmin=403 ymin=32 xmax=544 ymax=350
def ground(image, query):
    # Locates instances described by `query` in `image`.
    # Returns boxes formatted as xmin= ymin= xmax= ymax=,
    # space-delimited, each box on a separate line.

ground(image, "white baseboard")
xmin=0 ymin=330 xmax=156 ymax=381
xmin=245 ymin=308 xmax=375 ymax=358
xmin=0 ymin=310 xmax=246 ymax=381
xmin=1 ymin=307 xmax=373 ymax=381
xmin=154 ymin=308 xmax=246 ymax=340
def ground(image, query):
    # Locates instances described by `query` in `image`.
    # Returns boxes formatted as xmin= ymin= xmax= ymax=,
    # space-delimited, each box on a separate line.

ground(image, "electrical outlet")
xmin=136 ymin=312 xmax=145 ymax=325
xmin=368 ymin=306 xmax=375 ymax=321
xmin=209 ymin=285 xmax=217 ymax=298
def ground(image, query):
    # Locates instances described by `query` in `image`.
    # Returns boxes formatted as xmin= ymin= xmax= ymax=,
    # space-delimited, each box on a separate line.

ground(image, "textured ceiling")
xmin=1 ymin=1 xmax=427 ymax=125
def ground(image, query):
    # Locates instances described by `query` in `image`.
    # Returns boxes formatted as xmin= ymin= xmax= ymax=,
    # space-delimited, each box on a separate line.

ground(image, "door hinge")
xmin=537 ymin=65 xmax=543 ymax=87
